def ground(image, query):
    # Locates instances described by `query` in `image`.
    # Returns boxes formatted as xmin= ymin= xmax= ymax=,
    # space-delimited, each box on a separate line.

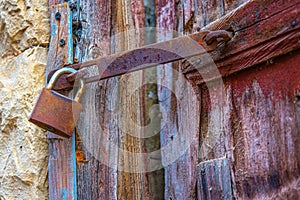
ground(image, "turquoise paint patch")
xmin=51 ymin=24 xmax=58 ymax=36
xmin=60 ymin=189 xmax=68 ymax=200
xmin=67 ymin=10 xmax=73 ymax=64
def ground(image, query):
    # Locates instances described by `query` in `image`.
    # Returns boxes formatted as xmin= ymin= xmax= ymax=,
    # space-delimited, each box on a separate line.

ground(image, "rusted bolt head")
xmin=59 ymin=39 xmax=66 ymax=46
xmin=55 ymin=12 xmax=61 ymax=20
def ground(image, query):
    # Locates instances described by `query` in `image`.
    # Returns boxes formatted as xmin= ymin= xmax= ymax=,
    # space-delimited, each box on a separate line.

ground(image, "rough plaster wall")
xmin=0 ymin=0 xmax=49 ymax=199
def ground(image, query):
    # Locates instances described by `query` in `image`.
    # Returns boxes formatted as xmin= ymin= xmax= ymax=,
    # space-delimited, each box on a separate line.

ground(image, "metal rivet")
xmin=59 ymin=39 xmax=65 ymax=47
xmin=55 ymin=12 xmax=61 ymax=20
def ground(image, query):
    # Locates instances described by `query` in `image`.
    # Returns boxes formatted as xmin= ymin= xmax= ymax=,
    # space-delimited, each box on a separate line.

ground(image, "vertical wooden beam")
xmin=143 ymin=0 xmax=165 ymax=198
xmin=74 ymin=0 xmax=152 ymax=199
xmin=155 ymin=0 xmax=200 ymax=199
xmin=74 ymin=1 xmax=118 ymax=199
xmin=47 ymin=2 xmax=77 ymax=200
xmin=113 ymin=0 xmax=152 ymax=199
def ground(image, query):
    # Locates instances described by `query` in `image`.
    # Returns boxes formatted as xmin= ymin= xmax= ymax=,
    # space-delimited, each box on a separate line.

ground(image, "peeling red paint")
xmin=199 ymin=51 xmax=300 ymax=199
xmin=228 ymin=50 xmax=300 ymax=100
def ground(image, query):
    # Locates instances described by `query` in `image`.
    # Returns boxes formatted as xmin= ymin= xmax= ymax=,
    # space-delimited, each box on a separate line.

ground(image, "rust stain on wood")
xmin=76 ymin=149 xmax=88 ymax=163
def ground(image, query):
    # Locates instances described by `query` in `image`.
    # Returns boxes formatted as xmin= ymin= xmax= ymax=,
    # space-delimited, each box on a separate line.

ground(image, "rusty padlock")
xmin=29 ymin=68 xmax=84 ymax=138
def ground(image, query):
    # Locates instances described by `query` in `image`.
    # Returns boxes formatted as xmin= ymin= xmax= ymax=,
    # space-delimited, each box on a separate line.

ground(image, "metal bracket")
xmin=49 ymin=30 xmax=232 ymax=91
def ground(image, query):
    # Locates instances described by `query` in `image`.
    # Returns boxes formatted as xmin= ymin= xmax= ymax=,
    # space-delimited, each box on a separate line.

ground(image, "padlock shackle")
xmin=47 ymin=68 xmax=84 ymax=102
xmin=74 ymin=78 xmax=84 ymax=102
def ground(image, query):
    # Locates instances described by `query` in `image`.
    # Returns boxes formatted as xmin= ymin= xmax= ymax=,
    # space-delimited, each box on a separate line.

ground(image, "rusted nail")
xmin=59 ymin=39 xmax=65 ymax=46
xmin=66 ymin=68 xmax=88 ymax=83
xmin=55 ymin=12 xmax=61 ymax=20
xmin=74 ymin=58 xmax=79 ymax=63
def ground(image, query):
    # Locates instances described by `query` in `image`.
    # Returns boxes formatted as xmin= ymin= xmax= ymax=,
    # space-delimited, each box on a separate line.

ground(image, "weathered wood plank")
xmin=155 ymin=0 xmax=201 ymax=199
xmin=211 ymin=1 xmax=300 ymax=64
xmin=194 ymin=0 xmax=225 ymax=28
xmin=73 ymin=0 xmax=118 ymax=199
xmin=143 ymin=0 xmax=165 ymax=198
xmin=184 ymin=0 xmax=300 ymax=83
xmin=47 ymin=3 xmax=76 ymax=200
xmin=112 ymin=0 xmax=152 ymax=199
xmin=197 ymin=158 xmax=233 ymax=200
xmin=46 ymin=3 xmax=72 ymax=79
xmin=205 ymin=0 xmax=299 ymax=31
xmin=188 ymin=1 xmax=300 ymax=199
xmin=227 ymin=50 xmax=300 ymax=199
xmin=74 ymin=0 xmax=152 ymax=199
xmin=48 ymin=137 xmax=76 ymax=200
xmin=223 ymin=0 xmax=249 ymax=14
xmin=199 ymin=50 xmax=300 ymax=199
xmin=193 ymin=0 xmax=248 ymax=31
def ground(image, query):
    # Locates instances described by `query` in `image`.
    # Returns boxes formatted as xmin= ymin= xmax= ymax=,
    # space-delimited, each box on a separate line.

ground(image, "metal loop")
xmin=73 ymin=78 xmax=84 ymax=102
xmin=204 ymin=30 xmax=233 ymax=45
xmin=47 ymin=67 xmax=84 ymax=102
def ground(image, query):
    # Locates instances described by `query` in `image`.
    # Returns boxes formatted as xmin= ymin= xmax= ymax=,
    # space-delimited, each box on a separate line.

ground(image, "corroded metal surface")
xmin=30 ymin=68 xmax=84 ymax=138
xmin=48 ymin=30 xmax=231 ymax=88
xmin=29 ymin=89 xmax=82 ymax=138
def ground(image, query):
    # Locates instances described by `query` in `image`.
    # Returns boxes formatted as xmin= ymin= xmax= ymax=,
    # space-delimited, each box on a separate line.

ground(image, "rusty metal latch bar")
xmin=49 ymin=30 xmax=233 ymax=89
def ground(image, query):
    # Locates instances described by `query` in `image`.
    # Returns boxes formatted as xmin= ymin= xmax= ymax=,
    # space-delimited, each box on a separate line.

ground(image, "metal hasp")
xmin=29 ymin=68 xmax=84 ymax=138
xmin=49 ymin=30 xmax=232 ymax=88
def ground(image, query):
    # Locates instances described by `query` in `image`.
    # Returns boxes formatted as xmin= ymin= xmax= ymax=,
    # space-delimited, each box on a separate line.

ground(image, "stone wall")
xmin=0 ymin=0 xmax=49 ymax=199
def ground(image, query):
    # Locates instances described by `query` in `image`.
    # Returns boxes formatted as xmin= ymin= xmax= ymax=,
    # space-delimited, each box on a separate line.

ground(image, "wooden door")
xmin=47 ymin=0 xmax=300 ymax=199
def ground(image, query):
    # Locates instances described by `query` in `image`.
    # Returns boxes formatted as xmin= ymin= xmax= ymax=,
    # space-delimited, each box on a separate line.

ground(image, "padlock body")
xmin=29 ymin=88 xmax=82 ymax=137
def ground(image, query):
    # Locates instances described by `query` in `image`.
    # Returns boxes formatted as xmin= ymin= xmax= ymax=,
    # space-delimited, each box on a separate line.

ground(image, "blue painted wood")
xmin=47 ymin=2 xmax=77 ymax=200
xmin=72 ymin=134 xmax=77 ymax=200
xmin=66 ymin=5 xmax=77 ymax=199
xmin=67 ymin=6 xmax=73 ymax=65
